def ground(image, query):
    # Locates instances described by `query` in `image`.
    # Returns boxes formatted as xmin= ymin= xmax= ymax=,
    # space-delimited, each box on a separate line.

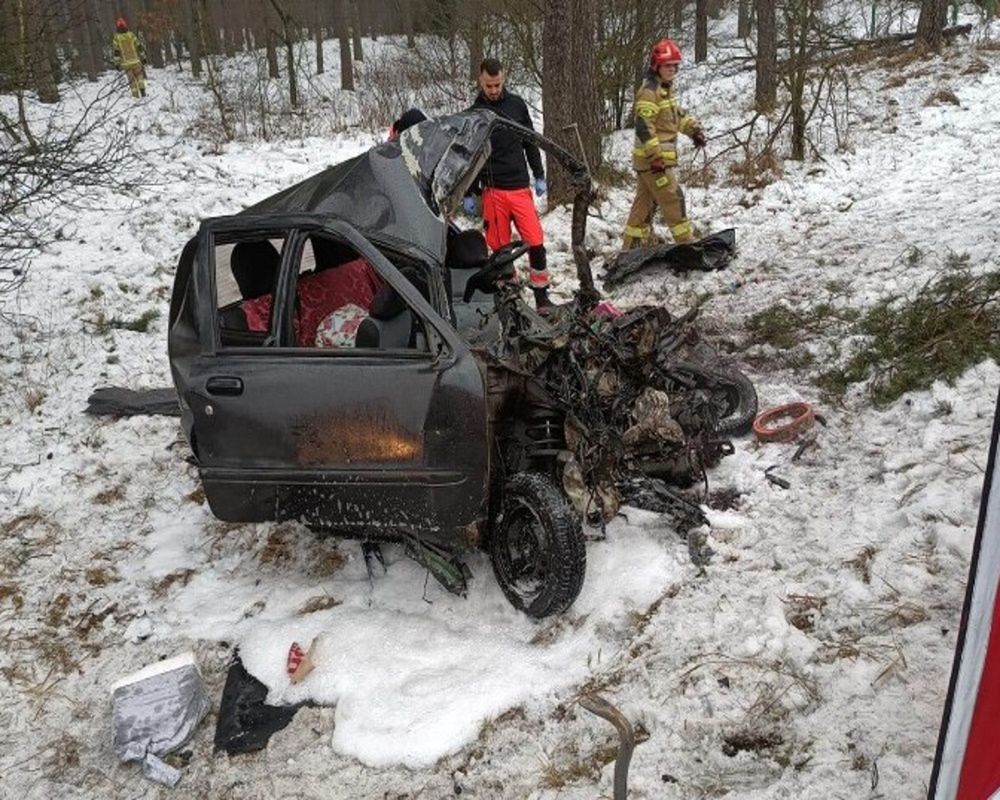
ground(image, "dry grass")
xmin=882 ymin=74 xmax=907 ymax=89
xmin=23 ymin=387 xmax=46 ymax=413
xmin=924 ymin=88 xmax=961 ymax=106
xmin=0 ymin=582 xmax=25 ymax=610
xmin=298 ymin=595 xmax=342 ymax=614
xmin=728 ymin=150 xmax=782 ymax=190
xmin=961 ymin=59 xmax=990 ymax=75
xmin=84 ymin=567 xmax=118 ymax=586
xmin=92 ymin=484 xmax=126 ymax=505
xmin=185 ymin=486 xmax=206 ymax=505
xmin=306 ymin=540 xmax=348 ymax=577
xmin=153 ymin=568 xmax=196 ymax=595
xmin=782 ymin=593 xmax=828 ymax=633
xmin=1 ymin=511 xmax=45 ymax=537
xmin=845 ymin=545 xmax=877 ymax=583
xmin=540 ymin=742 xmax=618 ymax=789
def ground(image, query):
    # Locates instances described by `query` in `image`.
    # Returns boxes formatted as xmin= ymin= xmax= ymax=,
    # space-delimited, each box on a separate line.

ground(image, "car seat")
xmin=220 ymin=240 xmax=281 ymax=332
xmin=355 ymin=267 xmax=428 ymax=350
xmin=446 ymin=229 xmax=491 ymax=304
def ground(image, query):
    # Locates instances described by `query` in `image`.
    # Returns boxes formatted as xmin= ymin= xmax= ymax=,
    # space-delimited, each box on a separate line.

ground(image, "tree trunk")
xmin=71 ymin=0 xmax=100 ymax=79
xmin=402 ymin=0 xmax=415 ymax=48
xmin=695 ymin=0 xmax=708 ymax=62
xmin=350 ymin=0 xmax=363 ymax=61
xmin=466 ymin=0 xmax=483 ymax=85
xmin=265 ymin=29 xmax=279 ymax=77
xmin=185 ymin=0 xmax=202 ymax=78
xmin=27 ymin=4 xmax=60 ymax=102
xmin=314 ymin=4 xmax=324 ymax=74
xmin=543 ymin=0 xmax=601 ymax=207
xmin=754 ymin=0 xmax=776 ymax=111
xmin=916 ymin=0 xmax=948 ymax=50
xmin=738 ymin=0 xmax=753 ymax=37
xmin=333 ymin=0 xmax=354 ymax=90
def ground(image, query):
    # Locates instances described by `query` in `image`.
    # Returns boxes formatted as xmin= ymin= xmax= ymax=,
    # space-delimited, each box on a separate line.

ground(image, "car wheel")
xmin=708 ymin=367 xmax=758 ymax=436
xmin=490 ymin=472 xmax=586 ymax=618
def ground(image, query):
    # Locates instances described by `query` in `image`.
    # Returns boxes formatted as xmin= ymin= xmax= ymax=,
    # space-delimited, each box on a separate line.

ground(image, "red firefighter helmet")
xmin=650 ymin=38 xmax=682 ymax=68
xmin=116 ymin=17 xmax=128 ymax=31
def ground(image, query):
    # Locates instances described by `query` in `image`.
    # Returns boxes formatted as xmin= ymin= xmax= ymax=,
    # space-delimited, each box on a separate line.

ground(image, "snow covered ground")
xmin=2 ymin=18 xmax=999 ymax=800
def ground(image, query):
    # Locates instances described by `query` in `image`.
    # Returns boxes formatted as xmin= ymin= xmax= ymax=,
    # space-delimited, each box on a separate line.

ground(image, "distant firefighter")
xmin=112 ymin=17 xmax=146 ymax=98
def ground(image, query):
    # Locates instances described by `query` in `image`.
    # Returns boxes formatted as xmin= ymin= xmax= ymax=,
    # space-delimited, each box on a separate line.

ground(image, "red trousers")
xmin=482 ymin=187 xmax=544 ymax=250
xmin=481 ymin=187 xmax=549 ymax=288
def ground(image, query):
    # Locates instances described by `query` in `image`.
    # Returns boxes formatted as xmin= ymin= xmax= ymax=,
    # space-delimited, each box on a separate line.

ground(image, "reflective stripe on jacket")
xmin=632 ymin=74 xmax=699 ymax=171
xmin=113 ymin=32 xmax=142 ymax=67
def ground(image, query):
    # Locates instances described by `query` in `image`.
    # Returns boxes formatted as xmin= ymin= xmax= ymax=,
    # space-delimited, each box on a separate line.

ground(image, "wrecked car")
xmin=168 ymin=110 xmax=756 ymax=618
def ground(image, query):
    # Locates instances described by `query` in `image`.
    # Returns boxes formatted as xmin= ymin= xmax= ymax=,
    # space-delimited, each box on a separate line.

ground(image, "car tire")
xmin=490 ymin=472 xmax=586 ymax=618
xmin=709 ymin=367 xmax=758 ymax=436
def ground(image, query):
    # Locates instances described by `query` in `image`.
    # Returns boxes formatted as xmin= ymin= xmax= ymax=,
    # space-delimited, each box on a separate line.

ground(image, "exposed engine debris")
xmin=469 ymin=262 xmax=757 ymax=533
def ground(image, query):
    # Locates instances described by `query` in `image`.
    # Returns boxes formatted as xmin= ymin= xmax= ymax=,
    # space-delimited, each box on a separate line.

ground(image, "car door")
xmin=185 ymin=217 xmax=489 ymax=544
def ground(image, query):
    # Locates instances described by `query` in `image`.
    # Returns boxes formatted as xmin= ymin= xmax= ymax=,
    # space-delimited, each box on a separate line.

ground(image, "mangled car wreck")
xmin=168 ymin=110 xmax=755 ymax=618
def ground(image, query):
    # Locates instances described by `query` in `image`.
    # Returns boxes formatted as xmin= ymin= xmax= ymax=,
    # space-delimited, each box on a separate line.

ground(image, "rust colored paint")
xmin=294 ymin=408 xmax=423 ymax=465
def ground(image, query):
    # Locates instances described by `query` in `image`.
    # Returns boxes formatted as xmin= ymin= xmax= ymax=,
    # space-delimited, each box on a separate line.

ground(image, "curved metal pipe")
xmin=579 ymin=693 xmax=635 ymax=800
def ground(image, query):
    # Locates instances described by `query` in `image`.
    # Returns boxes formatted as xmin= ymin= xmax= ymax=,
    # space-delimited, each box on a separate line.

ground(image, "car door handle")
xmin=205 ymin=376 xmax=244 ymax=396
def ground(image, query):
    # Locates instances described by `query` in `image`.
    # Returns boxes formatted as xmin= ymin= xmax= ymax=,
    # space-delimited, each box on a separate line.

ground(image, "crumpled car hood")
xmin=240 ymin=111 xmax=494 ymax=261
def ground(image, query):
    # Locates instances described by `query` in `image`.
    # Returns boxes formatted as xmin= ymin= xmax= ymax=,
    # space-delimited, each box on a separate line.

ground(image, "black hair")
xmin=479 ymin=57 xmax=502 ymax=76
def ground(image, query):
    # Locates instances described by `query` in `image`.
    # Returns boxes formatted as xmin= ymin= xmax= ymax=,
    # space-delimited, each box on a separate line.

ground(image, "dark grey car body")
xmin=168 ymin=110 xmax=593 ymax=552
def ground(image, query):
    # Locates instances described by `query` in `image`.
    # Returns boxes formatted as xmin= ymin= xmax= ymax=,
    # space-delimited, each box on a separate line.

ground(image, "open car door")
xmin=183 ymin=217 xmax=489 ymax=545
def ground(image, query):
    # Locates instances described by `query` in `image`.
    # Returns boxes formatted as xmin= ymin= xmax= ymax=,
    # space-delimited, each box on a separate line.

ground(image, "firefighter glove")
xmin=462 ymin=195 xmax=476 ymax=216
xmin=534 ymin=177 xmax=547 ymax=197
xmin=691 ymin=129 xmax=707 ymax=148
xmin=649 ymin=157 xmax=667 ymax=174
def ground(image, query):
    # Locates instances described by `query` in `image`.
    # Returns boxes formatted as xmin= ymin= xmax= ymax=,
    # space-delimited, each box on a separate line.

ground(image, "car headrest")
xmin=231 ymin=240 xmax=280 ymax=300
xmin=369 ymin=267 xmax=429 ymax=320
xmin=446 ymin=229 xmax=489 ymax=272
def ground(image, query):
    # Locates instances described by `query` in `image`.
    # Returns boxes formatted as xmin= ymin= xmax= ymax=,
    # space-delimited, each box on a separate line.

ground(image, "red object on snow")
xmin=286 ymin=642 xmax=305 ymax=677
xmin=752 ymin=402 xmax=815 ymax=443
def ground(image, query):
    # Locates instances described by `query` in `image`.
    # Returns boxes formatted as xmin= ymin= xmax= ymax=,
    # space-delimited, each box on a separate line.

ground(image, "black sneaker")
xmin=532 ymin=287 xmax=553 ymax=311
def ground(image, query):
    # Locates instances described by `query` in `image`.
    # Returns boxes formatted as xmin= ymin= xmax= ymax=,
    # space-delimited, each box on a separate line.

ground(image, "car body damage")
xmin=167 ymin=109 xmax=754 ymax=617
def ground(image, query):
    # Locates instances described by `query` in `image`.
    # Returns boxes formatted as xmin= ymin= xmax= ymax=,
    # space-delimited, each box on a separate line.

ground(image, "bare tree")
xmin=695 ymin=0 xmax=708 ymax=62
xmin=916 ymin=0 xmax=948 ymax=50
xmin=0 ymin=85 xmax=143 ymax=297
xmin=755 ymin=0 xmax=776 ymax=111
xmin=350 ymin=0 xmax=363 ymax=61
xmin=543 ymin=0 xmax=601 ymax=205
xmin=333 ymin=0 xmax=354 ymax=90
xmin=738 ymin=0 xmax=753 ymax=38
xmin=266 ymin=0 xmax=299 ymax=107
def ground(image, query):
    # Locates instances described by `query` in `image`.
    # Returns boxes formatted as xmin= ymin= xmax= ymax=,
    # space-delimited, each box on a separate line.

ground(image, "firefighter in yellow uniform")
xmin=622 ymin=38 xmax=706 ymax=249
xmin=112 ymin=17 xmax=146 ymax=98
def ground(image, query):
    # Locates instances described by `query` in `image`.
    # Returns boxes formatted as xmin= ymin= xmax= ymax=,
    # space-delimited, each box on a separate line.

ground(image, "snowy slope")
xmin=1 ymin=22 xmax=999 ymax=800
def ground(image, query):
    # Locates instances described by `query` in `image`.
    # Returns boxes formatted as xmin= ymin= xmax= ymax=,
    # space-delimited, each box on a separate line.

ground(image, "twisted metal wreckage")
xmin=158 ymin=109 xmax=755 ymax=618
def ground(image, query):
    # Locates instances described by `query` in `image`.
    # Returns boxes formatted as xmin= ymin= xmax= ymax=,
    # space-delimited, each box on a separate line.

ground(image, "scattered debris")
xmin=764 ymin=465 xmax=792 ymax=490
xmin=111 ymin=652 xmax=210 ymax=787
xmin=579 ymin=694 xmax=635 ymax=800
xmin=753 ymin=402 xmax=816 ymax=443
xmin=286 ymin=640 xmax=317 ymax=685
xmin=215 ymin=653 xmax=306 ymax=755
xmin=602 ymin=229 xmax=737 ymax=288
xmin=85 ymin=386 xmax=180 ymax=417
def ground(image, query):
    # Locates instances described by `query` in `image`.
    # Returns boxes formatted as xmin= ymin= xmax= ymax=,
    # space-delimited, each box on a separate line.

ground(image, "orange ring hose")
xmin=753 ymin=402 xmax=815 ymax=443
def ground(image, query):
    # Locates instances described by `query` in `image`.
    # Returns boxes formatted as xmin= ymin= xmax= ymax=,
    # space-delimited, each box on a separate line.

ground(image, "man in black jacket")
xmin=467 ymin=58 xmax=551 ymax=309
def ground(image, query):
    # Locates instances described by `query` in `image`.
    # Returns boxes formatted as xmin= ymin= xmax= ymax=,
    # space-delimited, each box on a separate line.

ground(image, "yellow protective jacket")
xmin=112 ymin=31 xmax=143 ymax=68
xmin=632 ymin=73 xmax=701 ymax=171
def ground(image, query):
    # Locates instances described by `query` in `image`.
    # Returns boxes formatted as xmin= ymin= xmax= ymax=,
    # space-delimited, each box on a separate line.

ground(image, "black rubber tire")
xmin=708 ymin=367 xmax=758 ymax=436
xmin=490 ymin=472 xmax=586 ymax=618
